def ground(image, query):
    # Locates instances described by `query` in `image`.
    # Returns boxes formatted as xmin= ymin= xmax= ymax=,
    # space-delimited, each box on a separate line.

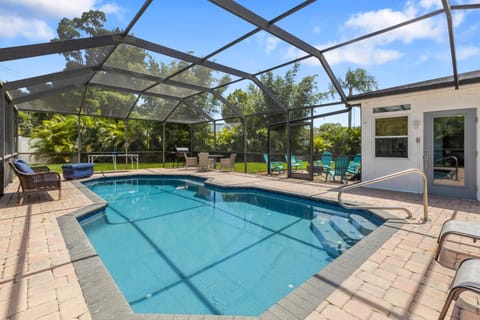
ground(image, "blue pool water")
xmin=80 ymin=176 xmax=382 ymax=316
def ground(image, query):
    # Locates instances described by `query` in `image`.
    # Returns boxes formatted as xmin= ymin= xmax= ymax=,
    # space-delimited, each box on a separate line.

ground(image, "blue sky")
xmin=1 ymin=0 xmax=479 ymax=126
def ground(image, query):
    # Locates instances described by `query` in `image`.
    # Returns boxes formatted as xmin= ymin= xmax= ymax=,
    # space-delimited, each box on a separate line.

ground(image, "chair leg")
xmin=435 ymin=233 xmax=450 ymax=260
xmin=438 ymin=288 xmax=465 ymax=320
xmin=18 ymin=193 xmax=24 ymax=205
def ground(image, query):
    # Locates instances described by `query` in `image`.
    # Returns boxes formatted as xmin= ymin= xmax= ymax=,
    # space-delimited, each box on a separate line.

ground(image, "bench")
xmin=61 ymin=163 xmax=94 ymax=180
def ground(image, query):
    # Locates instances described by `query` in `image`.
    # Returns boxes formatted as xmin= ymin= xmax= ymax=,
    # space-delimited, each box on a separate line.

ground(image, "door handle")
xmin=423 ymin=152 xmax=428 ymax=169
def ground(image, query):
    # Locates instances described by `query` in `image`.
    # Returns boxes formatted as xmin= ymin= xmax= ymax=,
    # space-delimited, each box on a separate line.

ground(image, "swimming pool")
xmin=79 ymin=175 xmax=383 ymax=317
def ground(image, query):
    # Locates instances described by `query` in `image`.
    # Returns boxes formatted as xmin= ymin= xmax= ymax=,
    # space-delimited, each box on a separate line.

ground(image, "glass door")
xmin=424 ymin=109 xmax=476 ymax=198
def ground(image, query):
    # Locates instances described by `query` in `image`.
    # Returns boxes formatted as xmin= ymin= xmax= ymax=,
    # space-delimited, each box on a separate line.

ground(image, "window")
xmin=375 ymin=116 xmax=408 ymax=158
xmin=373 ymin=104 xmax=411 ymax=113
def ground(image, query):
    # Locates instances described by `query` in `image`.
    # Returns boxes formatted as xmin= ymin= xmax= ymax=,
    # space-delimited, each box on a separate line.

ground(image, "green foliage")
xmin=314 ymin=123 xmax=361 ymax=155
xmin=30 ymin=115 xmax=78 ymax=163
xmin=215 ymin=123 xmax=244 ymax=152
xmin=224 ymin=63 xmax=323 ymax=154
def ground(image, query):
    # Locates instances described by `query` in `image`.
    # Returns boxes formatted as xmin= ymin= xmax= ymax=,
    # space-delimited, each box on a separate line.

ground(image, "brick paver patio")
xmin=1 ymin=168 xmax=480 ymax=319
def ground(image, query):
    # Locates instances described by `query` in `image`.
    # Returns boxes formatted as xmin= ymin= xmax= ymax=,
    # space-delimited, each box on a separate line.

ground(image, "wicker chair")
xmin=220 ymin=153 xmax=236 ymax=171
xmin=197 ymin=152 xmax=210 ymax=172
xmin=9 ymin=159 xmax=61 ymax=204
xmin=183 ymin=152 xmax=198 ymax=169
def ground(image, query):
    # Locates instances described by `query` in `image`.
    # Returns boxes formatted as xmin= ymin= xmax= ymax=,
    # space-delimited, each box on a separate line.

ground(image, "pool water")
xmin=80 ymin=176 xmax=381 ymax=316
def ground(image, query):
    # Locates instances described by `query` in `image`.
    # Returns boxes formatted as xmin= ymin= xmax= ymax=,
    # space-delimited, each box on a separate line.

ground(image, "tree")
xmin=315 ymin=123 xmax=360 ymax=155
xmin=330 ymin=68 xmax=378 ymax=127
xmin=224 ymin=63 xmax=325 ymax=155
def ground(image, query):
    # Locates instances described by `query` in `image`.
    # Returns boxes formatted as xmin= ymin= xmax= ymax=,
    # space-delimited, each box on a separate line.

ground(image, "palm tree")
xmin=330 ymin=68 xmax=378 ymax=128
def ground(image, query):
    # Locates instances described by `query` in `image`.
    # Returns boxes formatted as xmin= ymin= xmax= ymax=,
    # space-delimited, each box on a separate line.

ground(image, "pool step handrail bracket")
xmin=337 ymin=168 xmax=429 ymax=221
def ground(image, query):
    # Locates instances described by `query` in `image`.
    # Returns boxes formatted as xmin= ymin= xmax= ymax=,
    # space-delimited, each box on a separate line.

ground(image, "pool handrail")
xmin=337 ymin=168 xmax=429 ymax=221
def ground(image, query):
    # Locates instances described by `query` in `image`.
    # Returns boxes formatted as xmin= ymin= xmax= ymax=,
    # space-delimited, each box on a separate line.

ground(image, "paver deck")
xmin=1 ymin=168 xmax=480 ymax=319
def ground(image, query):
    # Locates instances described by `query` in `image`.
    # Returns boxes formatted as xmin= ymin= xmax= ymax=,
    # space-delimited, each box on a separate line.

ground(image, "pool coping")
xmin=58 ymin=174 xmax=403 ymax=320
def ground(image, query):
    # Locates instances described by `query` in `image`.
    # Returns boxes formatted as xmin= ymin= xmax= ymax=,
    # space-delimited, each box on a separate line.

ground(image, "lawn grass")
xmin=45 ymin=162 xmax=273 ymax=174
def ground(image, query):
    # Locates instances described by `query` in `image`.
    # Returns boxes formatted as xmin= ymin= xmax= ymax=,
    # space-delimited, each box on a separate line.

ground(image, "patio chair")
xmin=184 ymin=152 xmax=198 ymax=169
xmin=324 ymin=156 xmax=350 ymax=183
xmin=284 ymin=154 xmax=302 ymax=171
xmin=438 ymin=258 xmax=480 ymax=320
xmin=263 ymin=154 xmax=283 ymax=174
xmin=320 ymin=151 xmax=333 ymax=171
xmin=435 ymin=219 xmax=480 ymax=260
xmin=220 ymin=153 xmax=236 ymax=171
xmin=346 ymin=153 xmax=361 ymax=178
xmin=9 ymin=159 xmax=61 ymax=204
xmin=197 ymin=152 xmax=210 ymax=172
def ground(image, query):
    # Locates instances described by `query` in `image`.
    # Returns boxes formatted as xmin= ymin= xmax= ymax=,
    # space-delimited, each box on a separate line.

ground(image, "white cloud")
xmin=324 ymin=42 xmax=403 ymax=66
xmin=344 ymin=5 xmax=444 ymax=44
xmin=313 ymin=26 xmax=321 ymax=34
xmin=284 ymin=41 xmax=402 ymax=67
xmin=0 ymin=14 xmax=54 ymax=40
xmin=265 ymin=36 xmax=279 ymax=54
xmin=0 ymin=0 xmax=126 ymax=42
xmin=2 ymin=0 xmax=97 ymax=18
xmin=417 ymin=0 xmax=442 ymax=10
xmin=452 ymin=10 xmax=466 ymax=27
xmin=99 ymin=3 xmax=124 ymax=19
xmin=457 ymin=45 xmax=480 ymax=60
xmin=308 ymin=1 xmax=448 ymax=66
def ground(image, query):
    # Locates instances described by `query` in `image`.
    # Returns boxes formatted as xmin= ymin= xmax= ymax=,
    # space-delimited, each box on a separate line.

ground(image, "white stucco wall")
xmin=350 ymin=84 xmax=480 ymax=199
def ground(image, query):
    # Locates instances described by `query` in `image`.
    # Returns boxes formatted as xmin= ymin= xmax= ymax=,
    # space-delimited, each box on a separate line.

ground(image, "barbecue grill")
xmin=174 ymin=147 xmax=190 ymax=167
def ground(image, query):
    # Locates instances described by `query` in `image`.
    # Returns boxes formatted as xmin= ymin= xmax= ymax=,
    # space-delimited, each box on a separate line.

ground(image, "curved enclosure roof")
xmin=1 ymin=0 xmax=480 ymax=124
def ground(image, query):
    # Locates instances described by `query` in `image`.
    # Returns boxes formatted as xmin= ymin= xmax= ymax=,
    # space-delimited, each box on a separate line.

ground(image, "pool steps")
xmin=329 ymin=216 xmax=364 ymax=243
xmin=310 ymin=217 xmax=347 ymax=258
xmin=350 ymin=214 xmax=377 ymax=234
xmin=310 ymin=211 xmax=374 ymax=258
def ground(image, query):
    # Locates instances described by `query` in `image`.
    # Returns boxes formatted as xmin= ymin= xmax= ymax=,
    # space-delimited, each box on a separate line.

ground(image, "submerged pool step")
xmin=350 ymin=214 xmax=376 ymax=235
xmin=310 ymin=217 xmax=348 ymax=258
xmin=329 ymin=216 xmax=363 ymax=244
xmin=313 ymin=207 xmax=349 ymax=218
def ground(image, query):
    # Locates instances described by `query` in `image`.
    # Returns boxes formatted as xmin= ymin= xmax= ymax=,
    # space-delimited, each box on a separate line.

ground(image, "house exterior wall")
xmin=351 ymin=84 xmax=480 ymax=199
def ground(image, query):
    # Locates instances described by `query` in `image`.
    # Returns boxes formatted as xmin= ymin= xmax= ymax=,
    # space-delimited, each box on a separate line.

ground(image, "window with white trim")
xmin=375 ymin=116 xmax=408 ymax=158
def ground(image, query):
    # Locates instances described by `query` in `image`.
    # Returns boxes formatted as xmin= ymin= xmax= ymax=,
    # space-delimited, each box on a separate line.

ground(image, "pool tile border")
xmin=59 ymin=175 xmax=403 ymax=320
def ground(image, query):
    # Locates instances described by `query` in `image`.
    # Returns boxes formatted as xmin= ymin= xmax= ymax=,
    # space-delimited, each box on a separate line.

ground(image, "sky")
xmin=1 ymin=0 xmax=480 ymax=126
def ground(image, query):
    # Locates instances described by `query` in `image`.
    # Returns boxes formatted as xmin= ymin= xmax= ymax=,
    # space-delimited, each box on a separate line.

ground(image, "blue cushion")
xmin=13 ymin=160 xmax=34 ymax=173
xmin=61 ymin=163 xmax=94 ymax=179
xmin=61 ymin=163 xmax=94 ymax=169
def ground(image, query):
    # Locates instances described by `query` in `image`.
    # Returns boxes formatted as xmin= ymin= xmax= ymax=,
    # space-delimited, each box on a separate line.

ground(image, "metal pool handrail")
xmin=337 ymin=168 xmax=429 ymax=221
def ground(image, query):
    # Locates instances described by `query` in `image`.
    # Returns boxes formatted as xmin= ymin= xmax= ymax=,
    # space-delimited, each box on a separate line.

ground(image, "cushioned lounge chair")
xmin=263 ymin=154 xmax=283 ymax=174
xmin=439 ymin=258 xmax=480 ymax=319
xmin=9 ymin=159 xmax=61 ymax=204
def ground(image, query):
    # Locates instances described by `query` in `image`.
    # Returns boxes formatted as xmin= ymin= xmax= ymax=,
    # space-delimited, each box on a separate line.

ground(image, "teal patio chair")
xmin=325 ymin=156 xmax=350 ymax=183
xmin=284 ymin=154 xmax=302 ymax=171
xmin=320 ymin=151 xmax=333 ymax=171
xmin=263 ymin=154 xmax=283 ymax=174
xmin=347 ymin=153 xmax=361 ymax=176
